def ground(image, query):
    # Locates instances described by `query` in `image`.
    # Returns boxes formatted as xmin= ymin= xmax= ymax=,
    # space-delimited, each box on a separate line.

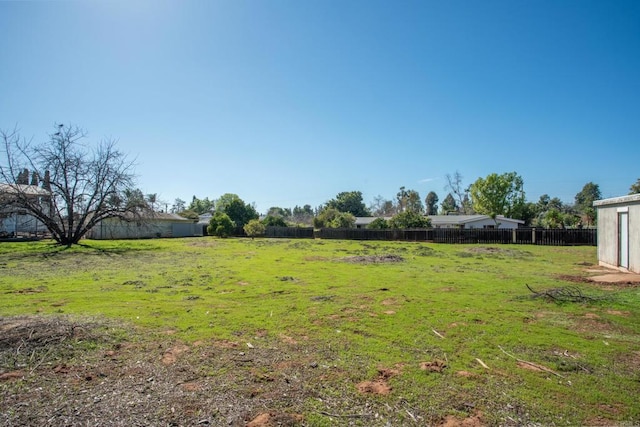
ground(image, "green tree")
xmin=223 ymin=197 xmax=258 ymax=229
xmin=266 ymin=206 xmax=291 ymax=218
xmin=171 ymin=198 xmax=186 ymax=213
xmin=574 ymin=182 xmax=601 ymax=226
xmin=325 ymin=191 xmax=370 ymax=216
xmin=629 ymin=178 xmax=640 ymax=195
xmin=207 ymin=212 xmax=235 ymax=237
xmin=388 ymin=211 xmax=431 ymax=228
xmin=262 ymin=215 xmax=288 ymax=227
xmin=440 ymin=193 xmax=458 ymax=214
xmin=188 ymin=196 xmax=214 ymax=214
xmin=244 ymin=219 xmax=266 ymax=237
xmin=425 ymin=191 xmax=439 ymax=215
xmin=367 ymin=217 xmax=389 ymax=229
xmin=405 ymin=189 xmax=423 ymax=213
xmin=292 ymin=204 xmax=314 ymax=225
xmin=543 ymin=208 xmax=564 ymax=228
xmin=146 ymin=193 xmax=158 ymax=211
xmin=469 ymin=172 xmax=526 ymax=221
xmin=396 ymin=186 xmax=408 ymax=212
xmin=313 ymin=208 xmax=355 ymax=229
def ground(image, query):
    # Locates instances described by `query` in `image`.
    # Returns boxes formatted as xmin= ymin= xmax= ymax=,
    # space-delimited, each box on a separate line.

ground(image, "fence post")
xmin=512 ymin=229 xmax=516 ymax=244
xmin=532 ymin=228 xmax=536 ymax=244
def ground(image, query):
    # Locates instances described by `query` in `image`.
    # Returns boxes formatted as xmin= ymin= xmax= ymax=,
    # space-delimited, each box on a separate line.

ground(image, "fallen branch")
xmin=432 ymin=329 xmax=445 ymax=339
xmin=526 ymin=284 xmax=604 ymax=303
xmin=498 ymin=345 xmax=565 ymax=378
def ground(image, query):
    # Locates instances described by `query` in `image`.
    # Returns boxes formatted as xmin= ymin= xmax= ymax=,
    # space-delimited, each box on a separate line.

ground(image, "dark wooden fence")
xmin=265 ymin=226 xmax=314 ymax=239
xmin=264 ymin=226 xmax=597 ymax=246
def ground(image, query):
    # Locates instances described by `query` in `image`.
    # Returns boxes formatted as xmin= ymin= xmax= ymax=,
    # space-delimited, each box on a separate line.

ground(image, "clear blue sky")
xmin=1 ymin=0 xmax=639 ymax=213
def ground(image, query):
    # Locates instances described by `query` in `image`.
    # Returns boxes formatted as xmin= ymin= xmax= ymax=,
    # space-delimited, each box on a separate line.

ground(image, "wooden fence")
xmin=264 ymin=226 xmax=597 ymax=246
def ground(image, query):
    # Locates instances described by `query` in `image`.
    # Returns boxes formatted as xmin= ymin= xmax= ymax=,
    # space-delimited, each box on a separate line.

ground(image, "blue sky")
xmin=1 ymin=0 xmax=639 ymax=213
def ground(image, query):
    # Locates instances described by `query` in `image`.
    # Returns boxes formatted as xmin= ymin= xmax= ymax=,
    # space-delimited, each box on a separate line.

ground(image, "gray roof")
xmin=0 ymin=183 xmax=51 ymax=197
xmin=593 ymin=194 xmax=640 ymax=207
xmin=428 ymin=215 xmax=524 ymax=225
xmin=355 ymin=215 xmax=523 ymax=226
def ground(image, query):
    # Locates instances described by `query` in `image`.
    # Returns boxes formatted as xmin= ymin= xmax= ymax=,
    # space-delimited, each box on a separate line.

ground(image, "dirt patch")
xmin=589 ymin=273 xmax=640 ymax=285
xmin=0 ymin=370 xmax=24 ymax=381
xmin=161 ymin=344 xmax=190 ymax=365
xmin=438 ymin=411 xmax=485 ymax=426
xmin=356 ymin=367 xmax=399 ymax=395
xmin=342 ymin=254 xmax=404 ymax=264
xmin=246 ymin=412 xmax=304 ymax=426
xmin=356 ymin=379 xmax=392 ymax=395
xmin=420 ymin=359 xmax=447 ymax=373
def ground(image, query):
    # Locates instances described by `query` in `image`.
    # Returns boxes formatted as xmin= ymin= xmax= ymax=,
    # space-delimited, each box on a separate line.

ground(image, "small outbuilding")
xmin=87 ymin=212 xmax=202 ymax=240
xmin=594 ymin=194 xmax=640 ymax=273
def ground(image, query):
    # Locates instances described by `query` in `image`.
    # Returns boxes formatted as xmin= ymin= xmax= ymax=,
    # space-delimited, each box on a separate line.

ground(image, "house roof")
xmin=0 ymin=183 xmax=50 ymax=197
xmin=110 ymin=211 xmax=196 ymax=222
xmin=428 ymin=215 xmax=524 ymax=225
xmin=593 ymin=194 xmax=640 ymax=207
xmin=355 ymin=215 xmax=524 ymax=226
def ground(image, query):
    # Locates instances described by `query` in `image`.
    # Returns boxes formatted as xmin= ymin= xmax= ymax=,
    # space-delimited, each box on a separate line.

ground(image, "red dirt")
xmin=420 ymin=359 xmax=447 ymax=373
xmin=438 ymin=411 xmax=485 ymax=427
xmin=246 ymin=412 xmax=304 ymax=426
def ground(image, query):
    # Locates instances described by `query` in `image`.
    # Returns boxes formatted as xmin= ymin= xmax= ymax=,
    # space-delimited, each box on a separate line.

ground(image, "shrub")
xmin=388 ymin=211 xmax=431 ymax=228
xmin=244 ymin=219 xmax=266 ymax=237
xmin=207 ymin=212 xmax=235 ymax=237
xmin=367 ymin=218 xmax=389 ymax=229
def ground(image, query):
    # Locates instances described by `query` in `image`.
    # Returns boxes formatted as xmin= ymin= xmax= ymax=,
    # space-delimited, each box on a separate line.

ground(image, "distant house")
xmin=594 ymin=194 xmax=640 ymax=273
xmin=0 ymin=183 xmax=51 ymax=236
xmin=354 ymin=214 xmax=523 ymax=230
xmin=428 ymin=215 xmax=524 ymax=230
xmin=87 ymin=212 xmax=202 ymax=240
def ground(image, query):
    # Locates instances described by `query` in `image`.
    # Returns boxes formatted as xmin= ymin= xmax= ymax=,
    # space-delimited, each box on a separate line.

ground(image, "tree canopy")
xmin=388 ymin=211 xmax=431 ymax=229
xmin=218 ymin=194 xmax=258 ymax=229
xmin=325 ymin=191 xmax=370 ymax=217
xmin=629 ymin=178 xmax=640 ymax=195
xmin=313 ymin=208 xmax=355 ymax=229
xmin=574 ymin=182 xmax=601 ymax=226
xmin=425 ymin=191 xmax=439 ymax=215
xmin=469 ymin=172 xmax=526 ymax=220
xmin=207 ymin=212 xmax=235 ymax=237
xmin=440 ymin=193 xmax=458 ymax=215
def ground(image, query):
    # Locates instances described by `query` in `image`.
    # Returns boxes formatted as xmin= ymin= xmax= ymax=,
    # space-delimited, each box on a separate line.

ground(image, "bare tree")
xmin=445 ymin=171 xmax=472 ymax=214
xmin=0 ymin=124 xmax=144 ymax=246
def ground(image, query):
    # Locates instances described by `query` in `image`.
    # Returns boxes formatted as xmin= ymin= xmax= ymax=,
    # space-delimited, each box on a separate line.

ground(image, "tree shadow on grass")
xmin=0 ymin=240 xmax=160 ymax=260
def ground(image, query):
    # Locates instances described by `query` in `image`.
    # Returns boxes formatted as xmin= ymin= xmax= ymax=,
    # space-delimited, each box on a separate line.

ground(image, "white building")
xmin=594 ymin=194 xmax=640 ymax=273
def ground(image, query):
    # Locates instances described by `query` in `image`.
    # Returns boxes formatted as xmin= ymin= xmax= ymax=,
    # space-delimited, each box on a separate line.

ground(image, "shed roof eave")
xmin=593 ymin=194 xmax=640 ymax=207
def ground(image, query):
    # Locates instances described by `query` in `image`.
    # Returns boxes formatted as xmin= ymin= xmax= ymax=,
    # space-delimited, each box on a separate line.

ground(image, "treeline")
xmin=170 ymin=172 xmax=640 ymax=237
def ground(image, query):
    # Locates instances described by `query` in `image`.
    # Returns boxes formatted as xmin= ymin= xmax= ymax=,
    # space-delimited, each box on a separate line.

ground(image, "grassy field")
xmin=1 ymin=237 xmax=639 ymax=426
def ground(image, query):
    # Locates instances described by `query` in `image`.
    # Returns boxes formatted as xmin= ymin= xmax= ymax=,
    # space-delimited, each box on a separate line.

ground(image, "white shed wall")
xmin=595 ymin=197 xmax=640 ymax=273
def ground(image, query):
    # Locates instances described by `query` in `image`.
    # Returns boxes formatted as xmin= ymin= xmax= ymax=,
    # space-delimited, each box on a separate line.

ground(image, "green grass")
xmin=1 ymin=237 xmax=639 ymax=425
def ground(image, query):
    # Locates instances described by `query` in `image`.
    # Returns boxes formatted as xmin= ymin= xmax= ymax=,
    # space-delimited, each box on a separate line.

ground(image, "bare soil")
xmin=1 ymin=316 xmax=462 ymax=426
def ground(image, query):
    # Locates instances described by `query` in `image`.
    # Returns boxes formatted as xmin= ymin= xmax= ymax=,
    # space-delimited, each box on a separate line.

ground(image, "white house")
xmin=0 ymin=183 xmax=51 ymax=237
xmin=594 ymin=194 xmax=640 ymax=273
xmin=428 ymin=215 xmax=524 ymax=229
xmin=355 ymin=214 xmax=524 ymax=230
xmin=87 ymin=212 xmax=202 ymax=240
